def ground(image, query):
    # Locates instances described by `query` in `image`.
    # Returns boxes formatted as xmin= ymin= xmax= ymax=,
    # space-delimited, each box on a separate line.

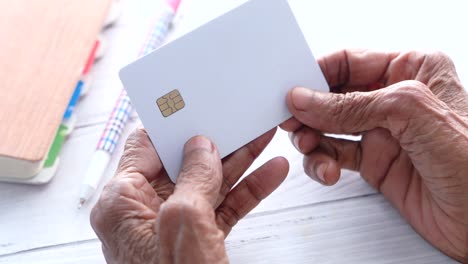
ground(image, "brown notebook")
xmin=0 ymin=0 xmax=112 ymax=179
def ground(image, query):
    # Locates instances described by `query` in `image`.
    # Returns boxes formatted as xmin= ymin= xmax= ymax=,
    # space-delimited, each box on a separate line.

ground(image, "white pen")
xmin=79 ymin=150 xmax=111 ymax=208
xmin=78 ymin=0 xmax=182 ymax=209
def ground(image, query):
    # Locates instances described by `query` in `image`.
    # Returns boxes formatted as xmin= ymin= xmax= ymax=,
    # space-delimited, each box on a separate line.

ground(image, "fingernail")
xmin=291 ymin=87 xmax=314 ymax=111
xmin=315 ymin=163 xmax=328 ymax=183
xmin=292 ymin=134 xmax=300 ymax=152
xmin=288 ymin=132 xmax=299 ymax=148
xmin=185 ymin=136 xmax=213 ymax=154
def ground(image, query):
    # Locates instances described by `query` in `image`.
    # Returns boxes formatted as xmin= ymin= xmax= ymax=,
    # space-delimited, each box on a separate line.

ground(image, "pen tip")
xmin=78 ymin=199 xmax=85 ymax=209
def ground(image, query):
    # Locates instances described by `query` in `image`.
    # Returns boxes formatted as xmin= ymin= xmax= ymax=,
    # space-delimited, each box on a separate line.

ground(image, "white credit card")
xmin=119 ymin=0 xmax=329 ymax=182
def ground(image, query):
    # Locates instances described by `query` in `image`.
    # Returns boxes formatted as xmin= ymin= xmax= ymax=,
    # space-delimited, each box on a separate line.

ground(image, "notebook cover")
xmin=0 ymin=0 xmax=112 ymax=178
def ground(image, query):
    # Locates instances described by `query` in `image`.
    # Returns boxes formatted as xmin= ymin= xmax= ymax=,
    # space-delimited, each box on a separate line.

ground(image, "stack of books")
xmin=0 ymin=0 xmax=113 ymax=184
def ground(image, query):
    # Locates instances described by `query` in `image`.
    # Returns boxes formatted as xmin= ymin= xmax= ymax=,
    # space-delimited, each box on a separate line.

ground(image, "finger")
xmin=317 ymin=136 xmax=362 ymax=172
xmin=319 ymin=49 xmax=399 ymax=93
xmin=115 ymin=128 xmax=164 ymax=182
xmin=218 ymin=128 xmax=277 ymax=201
xmin=301 ymin=131 xmax=401 ymax=189
xmin=172 ymin=136 xmax=223 ymax=206
xmin=279 ymin=117 xmax=302 ymax=132
xmin=289 ymin=126 xmax=321 ymax=154
xmin=158 ymin=136 xmax=228 ymax=262
xmin=303 ymin=151 xmax=341 ymax=186
xmin=358 ymin=128 xmax=402 ymax=192
xmin=215 ymin=157 xmax=289 ymax=236
xmin=321 ymin=50 xmax=466 ymax=108
xmin=287 ymin=81 xmax=446 ymax=140
xmin=301 ymin=135 xmax=361 ymax=185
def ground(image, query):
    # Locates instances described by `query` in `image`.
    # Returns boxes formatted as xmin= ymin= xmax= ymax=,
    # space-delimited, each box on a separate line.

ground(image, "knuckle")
xmin=117 ymin=132 xmax=156 ymax=175
xmin=180 ymin=148 xmax=219 ymax=181
xmin=389 ymin=81 xmax=432 ymax=107
xmin=178 ymin=151 xmax=222 ymax=199
xmin=122 ymin=128 xmax=150 ymax=155
xmin=124 ymin=128 xmax=144 ymax=151
xmin=117 ymin=134 xmax=147 ymax=173
xmin=180 ymin=159 xmax=215 ymax=177
xmin=330 ymin=93 xmax=346 ymax=119
xmin=384 ymin=81 xmax=440 ymax=139
xmin=216 ymin=205 xmax=240 ymax=228
xmin=424 ymin=51 xmax=458 ymax=81
xmin=116 ymin=154 xmax=135 ymax=174
xmin=245 ymin=140 xmax=263 ymax=161
xmin=160 ymin=199 xmax=205 ymax=220
xmin=424 ymin=51 xmax=464 ymax=102
xmin=244 ymin=176 xmax=267 ymax=201
xmin=178 ymin=155 xmax=222 ymax=198
xmin=427 ymin=51 xmax=454 ymax=66
xmin=218 ymin=177 xmax=233 ymax=200
xmin=330 ymin=92 xmax=368 ymax=131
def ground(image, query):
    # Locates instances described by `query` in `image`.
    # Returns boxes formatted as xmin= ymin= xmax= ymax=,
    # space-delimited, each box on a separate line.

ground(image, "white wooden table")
xmin=0 ymin=0 xmax=466 ymax=263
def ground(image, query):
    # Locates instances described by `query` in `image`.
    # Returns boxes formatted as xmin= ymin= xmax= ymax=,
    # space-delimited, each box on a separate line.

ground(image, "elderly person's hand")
xmin=91 ymin=128 xmax=289 ymax=263
xmin=282 ymin=50 xmax=468 ymax=262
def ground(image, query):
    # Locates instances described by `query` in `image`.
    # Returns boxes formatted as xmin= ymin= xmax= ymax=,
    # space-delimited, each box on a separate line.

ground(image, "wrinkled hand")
xmin=281 ymin=50 xmax=468 ymax=262
xmin=91 ymin=128 xmax=288 ymax=263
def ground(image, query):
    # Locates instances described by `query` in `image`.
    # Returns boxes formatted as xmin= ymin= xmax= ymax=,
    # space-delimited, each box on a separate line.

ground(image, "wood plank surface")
xmin=0 ymin=195 xmax=456 ymax=264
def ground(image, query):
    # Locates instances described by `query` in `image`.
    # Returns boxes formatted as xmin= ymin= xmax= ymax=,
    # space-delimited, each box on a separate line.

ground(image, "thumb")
xmin=157 ymin=136 xmax=228 ymax=263
xmin=287 ymin=80 xmax=445 ymax=141
xmin=173 ymin=135 xmax=223 ymax=206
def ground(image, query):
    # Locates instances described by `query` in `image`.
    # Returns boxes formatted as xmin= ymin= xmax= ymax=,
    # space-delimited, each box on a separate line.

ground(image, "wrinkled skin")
xmin=91 ymin=128 xmax=289 ymax=263
xmin=281 ymin=50 xmax=468 ymax=262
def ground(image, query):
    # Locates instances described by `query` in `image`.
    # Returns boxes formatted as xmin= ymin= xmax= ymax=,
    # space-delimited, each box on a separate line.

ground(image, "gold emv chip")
xmin=156 ymin=89 xmax=185 ymax=117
